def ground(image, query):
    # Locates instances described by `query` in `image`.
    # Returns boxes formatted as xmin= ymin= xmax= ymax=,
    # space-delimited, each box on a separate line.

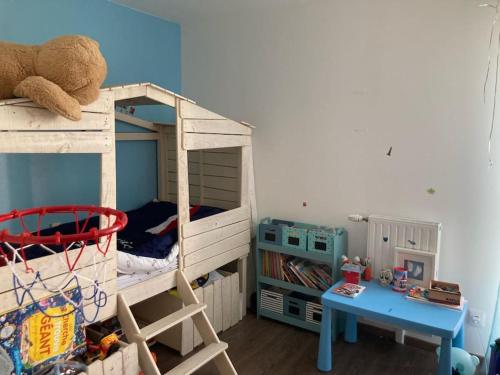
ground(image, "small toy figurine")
xmin=392 ymin=267 xmax=408 ymax=292
xmin=363 ymin=257 xmax=372 ymax=281
xmin=379 ymin=268 xmax=393 ymax=287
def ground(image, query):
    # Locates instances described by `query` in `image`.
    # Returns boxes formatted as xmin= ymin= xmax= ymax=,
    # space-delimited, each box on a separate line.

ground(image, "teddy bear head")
xmin=34 ymin=35 xmax=107 ymax=105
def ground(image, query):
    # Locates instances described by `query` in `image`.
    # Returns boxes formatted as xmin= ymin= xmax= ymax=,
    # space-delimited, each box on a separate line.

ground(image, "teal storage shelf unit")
xmin=256 ymin=218 xmax=347 ymax=334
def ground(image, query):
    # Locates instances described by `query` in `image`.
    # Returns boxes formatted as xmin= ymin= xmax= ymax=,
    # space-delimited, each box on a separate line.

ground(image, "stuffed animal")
xmin=436 ymin=347 xmax=480 ymax=375
xmin=0 ymin=35 xmax=107 ymax=121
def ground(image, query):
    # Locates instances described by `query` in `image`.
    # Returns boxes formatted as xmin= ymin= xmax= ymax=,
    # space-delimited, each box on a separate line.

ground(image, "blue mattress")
xmin=2 ymin=201 xmax=224 ymax=261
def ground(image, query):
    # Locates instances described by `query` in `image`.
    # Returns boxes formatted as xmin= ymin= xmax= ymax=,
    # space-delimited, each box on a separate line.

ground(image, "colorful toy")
xmin=379 ymin=268 xmax=393 ymax=287
xmin=392 ymin=267 xmax=408 ymax=292
xmin=436 ymin=347 xmax=479 ymax=375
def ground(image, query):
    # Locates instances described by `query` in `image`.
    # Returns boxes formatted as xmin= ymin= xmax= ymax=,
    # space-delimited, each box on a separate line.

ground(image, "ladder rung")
xmin=164 ymin=342 xmax=229 ymax=375
xmin=138 ymin=303 xmax=206 ymax=341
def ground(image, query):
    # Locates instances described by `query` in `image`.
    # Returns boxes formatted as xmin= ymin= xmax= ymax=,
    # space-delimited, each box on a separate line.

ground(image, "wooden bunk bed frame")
xmin=0 ymin=83 xmax=254 ymax=375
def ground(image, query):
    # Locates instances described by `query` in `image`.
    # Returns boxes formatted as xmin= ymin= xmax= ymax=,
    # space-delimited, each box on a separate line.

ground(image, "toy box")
xmin=428 ymin=280 xmax=461 ymax=305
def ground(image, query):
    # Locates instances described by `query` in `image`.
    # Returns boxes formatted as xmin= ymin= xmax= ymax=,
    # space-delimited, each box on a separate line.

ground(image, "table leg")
xmin=452 ymin=324 xmax=465 ymax=349
xmin=317 ymin=307 xmax=333 ymax=372
xmin=344 ymin=313 xmax=357 ymax=343
xmin=438 ymin=337 xmax=452 ymax=375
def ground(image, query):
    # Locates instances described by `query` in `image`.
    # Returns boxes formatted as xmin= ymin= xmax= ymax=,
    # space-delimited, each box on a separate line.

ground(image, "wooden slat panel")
xmin=183 ymin=207 xmax=251 ymax=238
xmin=0 ymin=260 xmax=116 ymax=311
xmin=169 ymin=161 xmax=238 ymax=178
xmin=87 ymin=359 xmax=104 ymax=375
xmin=180 ymin=101 xmax=226 ymax=120
xmin=204 ymin=187 xmax=239 ymax=202
xmin=146 ymin=85 xmax=176 ymax=107
xmin=183 ymin=133 xmax=251 ymax=150
xmin=0 ymin=244 xmax=114 ymax=293
xmin=184 ymin=230 xmax=250 ymax=266
xmin=184 ymin=119 xmax=251 ymax=135
xmin=103 ymin=351 xmax=123 ymax=375
xmin=121 ymin=343 xmax=140 ymax=375
xmin=116 ymin=133 xmax=159 ymax=141
xmin=204 ymin=283 xmax=214 ymax=327
xmin=120 ymin=269 xmax=176 ymax=306
xmin=193 ymin=288 xmax=204 ymax=347
xmin=184 ymin=244 xmax=249 ymax=282
xmin=169 ymin=172 xmax=238 ymax=191
xmin=200 ymin=198 xmax=240 ymax=210
xmin=184 ymin=220 xmax=250 ymax=254
xmin=0 ymin=132 xmax=113 ymax=153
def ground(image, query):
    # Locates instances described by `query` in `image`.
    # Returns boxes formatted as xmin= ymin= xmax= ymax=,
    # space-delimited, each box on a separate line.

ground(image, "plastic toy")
xmin=392 ymin=267 xmax=408 ymax=292
xmin=379 ymin=268 xmax=393 ymax=287
xmin=435 ymin=347 xmax=479 ymax=375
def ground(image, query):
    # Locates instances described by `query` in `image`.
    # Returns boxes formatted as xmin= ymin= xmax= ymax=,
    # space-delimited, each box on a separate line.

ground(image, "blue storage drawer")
xmin=307 ymin=227 xmax=335 ymax=255
xmin=282 ymin=222 xmax=316 ymax=250
xmin=259 ymin=218 xmax=294 ymax=246
xmin=284 ymin=292 xmax=308 ymax=321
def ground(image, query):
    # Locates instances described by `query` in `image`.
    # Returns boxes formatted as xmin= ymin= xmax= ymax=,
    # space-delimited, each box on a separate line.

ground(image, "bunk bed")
xmin=0 ymin=83 xmax=255 ymax=375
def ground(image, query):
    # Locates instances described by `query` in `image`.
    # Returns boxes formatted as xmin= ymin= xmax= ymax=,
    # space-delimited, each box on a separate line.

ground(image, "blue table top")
xmin=322 ymin=280 xmax=467 ymax=339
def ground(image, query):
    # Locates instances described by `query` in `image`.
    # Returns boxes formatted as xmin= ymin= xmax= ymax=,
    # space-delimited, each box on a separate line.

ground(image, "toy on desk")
xmin=85 ymin=333 xmax=120 ymax=363
xmin=392 ymin=267 xmax=408 ymax=292
xmin=379 ymin=268 xmax=393 ymax=287
xmin=361 ymin=257 xmax=372 ymax=281
xmin=341 ymin=256 xmax=366 ymax=284
xmin=436 ymin=347 xmax=479 ymax=375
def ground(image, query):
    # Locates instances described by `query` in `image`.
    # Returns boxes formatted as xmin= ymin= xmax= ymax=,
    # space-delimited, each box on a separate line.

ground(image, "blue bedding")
xmin=3 ymin=201 xmax=224 ymax=261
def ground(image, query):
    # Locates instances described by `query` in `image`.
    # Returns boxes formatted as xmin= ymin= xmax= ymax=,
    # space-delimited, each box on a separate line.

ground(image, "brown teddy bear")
xmin=0 ymin=35 xmax=107 ymax=121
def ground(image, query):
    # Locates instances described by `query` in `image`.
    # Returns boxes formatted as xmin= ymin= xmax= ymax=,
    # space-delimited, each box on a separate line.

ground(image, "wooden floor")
xmin=154 ymin=313 xmax=440 ymax=375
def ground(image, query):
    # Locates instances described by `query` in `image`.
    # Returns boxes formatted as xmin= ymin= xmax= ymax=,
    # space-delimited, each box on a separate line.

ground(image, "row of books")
xmin=261 ymin=251 xmax=333 ymax=291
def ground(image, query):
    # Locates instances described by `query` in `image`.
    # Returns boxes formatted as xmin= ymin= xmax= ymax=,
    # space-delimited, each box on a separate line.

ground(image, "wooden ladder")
xmin=117 ymin=271 xmax=237 ymax=375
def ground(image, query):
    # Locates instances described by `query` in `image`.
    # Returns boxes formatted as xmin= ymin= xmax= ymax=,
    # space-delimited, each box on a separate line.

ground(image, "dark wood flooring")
xmin=154 ymin=313 xmax=441 ymax=375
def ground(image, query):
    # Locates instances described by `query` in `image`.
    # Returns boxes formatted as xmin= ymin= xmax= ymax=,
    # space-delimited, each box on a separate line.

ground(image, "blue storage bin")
xmin=308 ymin=227 xmax=335 ymax=254
xmin=284 ymin=293 xmax=307 ymax=321
xmin=259 ymin=218 xmax=294 ymax=245
xmin=282 ymin=222 xmax=316 ymax=250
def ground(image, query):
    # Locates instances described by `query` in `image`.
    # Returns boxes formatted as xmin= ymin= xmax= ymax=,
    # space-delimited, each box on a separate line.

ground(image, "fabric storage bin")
xmin=284 ymin=292 xmax=308 ymax=321
xmin=305 ymin=301 xmax=323 ymax=325
xmin=261 ymin=287 xmax=285 ymax=315
xmin=259 ymin=217 xmax=295 ymax=245
xmin=282 ymin=222 xmax=317 ymax=250
xmin=307 ymin=227 xmax=336 ymax=254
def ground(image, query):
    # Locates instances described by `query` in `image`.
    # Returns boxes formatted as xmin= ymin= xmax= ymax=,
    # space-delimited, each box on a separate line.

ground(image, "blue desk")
xmin=317 ymin=281 xmax=467 ymax=375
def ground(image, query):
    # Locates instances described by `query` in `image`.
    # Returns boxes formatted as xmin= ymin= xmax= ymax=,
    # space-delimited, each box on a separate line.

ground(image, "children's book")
xmin=332 ymin=283 xmax=366 ymax=298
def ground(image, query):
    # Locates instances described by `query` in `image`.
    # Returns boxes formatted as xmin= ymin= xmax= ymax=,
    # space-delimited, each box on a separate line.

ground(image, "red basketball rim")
xmin=0 ymin=205 xmax=128 ymax=245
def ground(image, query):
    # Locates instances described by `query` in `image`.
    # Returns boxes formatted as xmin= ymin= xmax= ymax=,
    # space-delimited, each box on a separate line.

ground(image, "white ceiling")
xmin=112 ymin=0 xmax=309 ymax=23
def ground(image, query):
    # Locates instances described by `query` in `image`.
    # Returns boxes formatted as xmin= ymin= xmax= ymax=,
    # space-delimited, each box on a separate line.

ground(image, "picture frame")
xmin=394 ymin=247 xmax=437 ymax=288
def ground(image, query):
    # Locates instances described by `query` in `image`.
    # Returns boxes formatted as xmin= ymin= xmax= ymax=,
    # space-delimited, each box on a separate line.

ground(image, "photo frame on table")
xmin=394 ymin=247 xmax=436 ymax=288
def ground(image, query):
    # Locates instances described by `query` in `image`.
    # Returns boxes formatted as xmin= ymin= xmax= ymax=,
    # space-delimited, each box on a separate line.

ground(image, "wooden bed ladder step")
xmin=117 ymin=270 xmax=237 ymax=375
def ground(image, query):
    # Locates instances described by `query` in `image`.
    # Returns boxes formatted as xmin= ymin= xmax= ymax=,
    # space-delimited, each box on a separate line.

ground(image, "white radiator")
xmin=366 ymin=215 xmax=442 ymax=280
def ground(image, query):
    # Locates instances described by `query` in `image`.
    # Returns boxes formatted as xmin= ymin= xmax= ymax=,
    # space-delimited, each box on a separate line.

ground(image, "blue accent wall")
xmin=0 ymin=0 xmax=180 ymax=222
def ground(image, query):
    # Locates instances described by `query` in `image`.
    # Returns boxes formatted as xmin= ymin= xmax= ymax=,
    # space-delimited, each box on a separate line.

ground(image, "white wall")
xmin=178 ymin=0 xmax=499 ymax=355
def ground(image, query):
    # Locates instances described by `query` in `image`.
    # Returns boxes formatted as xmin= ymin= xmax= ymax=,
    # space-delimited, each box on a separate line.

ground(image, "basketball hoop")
xmin=0 ymin=205 xmax=127 ymax=322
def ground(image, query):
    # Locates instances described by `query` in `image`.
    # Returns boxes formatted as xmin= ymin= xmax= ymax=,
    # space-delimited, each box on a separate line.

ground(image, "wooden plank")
xmin=184 ymin=219 xmax=250 ymax=254
xmin=193 ymin=288 xmax=204 ymax=347
xmin=184 ymin=230 xmax=250 ymax=267
xmin=199 ymin=198 xmax=239 ymax=210
xmin=230 ymin=273 xmax=240 ymax=327
xmin=0 ymin=132 xmax=113 ymax=153
xmin=169 ymin=161 xmax=239 ymax=178
xmin=204 ymin=283 xmax=214 ymax=327
xmin=138 ymin=303 xmax=206 ymax=341
xmin=240 ymin=146 xmax=250 ymax=208
xmin=221 ymin=275 xmax=231 ymax=331
xmin=183 ymin=133 xmax=251 ymax=150
xmin=0 ymin=91 xmax=114 ymax=113
xmin=0 ymin=107 xmax=112 ymax=131
xmin=213 ymin=279 xmax=222 ymax=333
xmin=115 ymin=112 xmax=160 ymax=132
xmin=180 ymin=101 xmax=226 ymax=120
xmin=183 ymin=207 xmax=251 ymax=238
xmin=116 ymin=132 xmax=159 ymax=141
xmin=237 ymin=256 xmax=248 ymax=317
xmin=121 ymin=343 xmax=140 ymax=375
xmin=103 ymin=351 xmax=123 ymax=375
xmin=87 ymin=360 xmax=104 ymax=375
xmin=146 ymin=85 xmax=176 ymax=107
xmin=184 ymin=245 xmax=250 ymax=283
xmin=120 ymin=269 xmax=176 ymax=306
xmin=170 ymin=172 xmax=238 ymax=191
xmin=183 ymin=119 xmax=251 ymax=135
xmin=158 ymin=127 xmax=168 ymax=200
xmin=164 ymin=342 xmax=228 ymax=375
